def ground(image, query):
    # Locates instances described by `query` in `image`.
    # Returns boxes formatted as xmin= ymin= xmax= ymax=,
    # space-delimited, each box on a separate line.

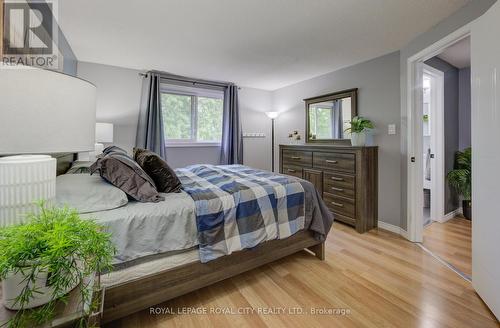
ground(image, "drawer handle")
xmin=331 ymin=201 xmax=344 ymax=207
xmin=331 ymin=187 xmax=344 ymax=192
xmin=325 ymin=160 xmax=338 ymax=164
xmin=291 ymin=156 xmax=302 ymax=160
xmin=287 ymin=169 xmax=296 ymax=173
xmin=331 ymin=177 xmax=344 ymax=181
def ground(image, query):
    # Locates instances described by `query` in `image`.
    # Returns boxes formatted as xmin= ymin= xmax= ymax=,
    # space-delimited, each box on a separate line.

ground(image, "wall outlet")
xmin=388 ymin=124 xmax=397 ymax=135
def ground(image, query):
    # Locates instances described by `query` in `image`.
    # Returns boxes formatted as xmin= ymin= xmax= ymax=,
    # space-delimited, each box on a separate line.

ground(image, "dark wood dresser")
xmin=280 ymin=144 xmax=378 ymax=233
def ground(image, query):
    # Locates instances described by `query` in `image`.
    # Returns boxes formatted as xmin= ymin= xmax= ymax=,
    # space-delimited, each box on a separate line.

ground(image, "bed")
xmin=55 ymin=156 xmax=333 ymax=324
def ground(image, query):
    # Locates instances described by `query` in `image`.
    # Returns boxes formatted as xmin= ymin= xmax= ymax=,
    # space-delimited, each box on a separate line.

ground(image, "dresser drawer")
xmin=323 ymin=193 xmax=355 ymax=218
xmin=282 ymin=166 xmax=303 ymax=178
xmin=324 ymin=184 xmax=355 ymax=199
xmin=313 ymin=152 xmax=355 ymax=173
xmin=324 ymin=172 xmax=355 ymax=191
xmin=282 ymin=150 xmax=312 ymax=167
xmin=333 ymin=212 xmax=356 ymax=226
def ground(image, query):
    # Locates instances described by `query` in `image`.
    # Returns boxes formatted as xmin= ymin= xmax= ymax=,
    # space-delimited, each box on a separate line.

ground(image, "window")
xmin=161 ymin=85 xmax=224 ymax=145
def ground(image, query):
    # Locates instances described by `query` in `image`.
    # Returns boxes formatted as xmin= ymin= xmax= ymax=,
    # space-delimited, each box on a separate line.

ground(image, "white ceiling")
xmin=438 ymin=36 xmax=471 ymax=68
xmin=59 ymin=0 xmax=470 ymax=90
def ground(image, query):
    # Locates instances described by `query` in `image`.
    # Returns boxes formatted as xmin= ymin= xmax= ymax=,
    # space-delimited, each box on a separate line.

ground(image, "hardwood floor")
xmin=105 ymin=222 xmax=498 ymax=328
xmin=423 ymin=217 xmax=472 ymax=277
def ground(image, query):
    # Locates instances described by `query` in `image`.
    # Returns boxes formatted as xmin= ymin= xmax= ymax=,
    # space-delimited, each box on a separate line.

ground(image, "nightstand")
xmin=0 ymin=274 xmax=103 ymax=327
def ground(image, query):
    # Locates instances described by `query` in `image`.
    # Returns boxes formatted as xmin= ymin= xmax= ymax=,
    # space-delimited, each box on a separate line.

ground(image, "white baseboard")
xmin=435 ymin=207 xmax=463 ymax=223
xmin=378 ymin=221 xmax=409 ymax=240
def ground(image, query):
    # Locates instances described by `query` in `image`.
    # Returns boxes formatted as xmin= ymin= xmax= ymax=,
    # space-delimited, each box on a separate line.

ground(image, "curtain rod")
xmin=139 ymin=71 xmax=240 ymax=89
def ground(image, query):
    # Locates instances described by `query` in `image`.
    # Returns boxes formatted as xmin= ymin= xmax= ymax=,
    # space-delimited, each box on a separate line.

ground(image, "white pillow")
xmin=56 ymin=174 xmax=128 ymax=213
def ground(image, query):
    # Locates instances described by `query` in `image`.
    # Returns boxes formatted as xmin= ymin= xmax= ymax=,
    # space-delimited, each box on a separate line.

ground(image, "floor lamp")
xmin=265 ymin=112 xmax=280 ymax=172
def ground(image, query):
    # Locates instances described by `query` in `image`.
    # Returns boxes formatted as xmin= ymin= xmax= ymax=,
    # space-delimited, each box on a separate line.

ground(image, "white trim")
xmin=377 ymin=221 xmax=409 ymax=239
xmin=406 ymin=23 xmax=472 ymax=242
xmin=166 ymin=142 xmax=221 ymax=148
xmin=434 ymin=208 xmax=463 ymax=223
xmin=423 ymin=65 xmax=445 ymax=225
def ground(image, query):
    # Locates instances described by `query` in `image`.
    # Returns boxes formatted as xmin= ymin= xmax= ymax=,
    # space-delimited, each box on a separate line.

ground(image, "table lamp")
xmin=95 ymin=122 xmax=114 ymax=154
xmin=0 ymin=66 xmax=96 ymax=226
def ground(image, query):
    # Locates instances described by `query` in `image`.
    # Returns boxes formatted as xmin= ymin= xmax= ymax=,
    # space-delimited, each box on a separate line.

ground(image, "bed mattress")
xmin=82 ymin=190 xmax=199 ymax=267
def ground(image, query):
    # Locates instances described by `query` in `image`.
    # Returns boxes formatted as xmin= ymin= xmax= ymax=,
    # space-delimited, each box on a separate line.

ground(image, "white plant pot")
xmin=350 ymin=132 xmax=366 ymax=146
xmin=2 ymin=261 xmax=81 ymax=310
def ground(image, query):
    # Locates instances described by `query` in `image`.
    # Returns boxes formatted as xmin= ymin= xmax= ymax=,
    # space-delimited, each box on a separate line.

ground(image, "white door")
xmin=471 ymin=0 xmax=500 ymax=319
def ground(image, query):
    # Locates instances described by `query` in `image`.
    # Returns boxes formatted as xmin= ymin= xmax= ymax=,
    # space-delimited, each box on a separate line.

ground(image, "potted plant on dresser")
xmin=447 ymin=147 xmax=472 ymax=220
xmin=345 ymin=116 xmax=374 ymax=146
xmin=0 ymin=204 xmax=115 ymax=327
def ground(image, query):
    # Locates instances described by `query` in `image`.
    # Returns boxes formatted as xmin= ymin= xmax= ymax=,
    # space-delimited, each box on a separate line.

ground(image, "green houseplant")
xmin=0 ymin=204 xmax=115 ymax=327
xmin=447 ymin=147 xmax=472 ymax=219
xmin=345 ymin=116 xmax=374 ymax=146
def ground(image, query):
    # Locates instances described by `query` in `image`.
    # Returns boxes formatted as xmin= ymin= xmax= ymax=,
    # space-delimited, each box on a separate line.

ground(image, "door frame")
xmin=422 ymin=64 xmax=445 ymax=225
xmin=406 ymin=24 xmax=471 ymax=242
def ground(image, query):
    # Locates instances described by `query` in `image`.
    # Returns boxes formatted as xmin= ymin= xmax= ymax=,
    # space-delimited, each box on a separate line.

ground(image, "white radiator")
xmin=0 ymin=155 xmax=56 ymax=227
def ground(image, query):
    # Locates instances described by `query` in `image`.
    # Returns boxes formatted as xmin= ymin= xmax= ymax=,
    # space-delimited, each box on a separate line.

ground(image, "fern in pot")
xmin=0 ymin=204 xmax=115 ymax=327
xmin=345 ymin=116 xmax=374 ymax=146
xmin=447 ymin=147 xmax=472 ymax=220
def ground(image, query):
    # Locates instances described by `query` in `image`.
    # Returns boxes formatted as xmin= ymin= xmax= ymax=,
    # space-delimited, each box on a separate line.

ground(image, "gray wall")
xmin=273 ymin=51 xmax=401 ymax=227
xmin=399 ymin=0 xmax=496 ymax=230
xmin=76 ymin=61 xmax=273 ymax=169
xmin=459 ymin=67 xmax=471 ymax=150
xmin=424 ymin=57 xmax=459 ymax=213
xmin=77 ymin=62 xmax=143 ymax=152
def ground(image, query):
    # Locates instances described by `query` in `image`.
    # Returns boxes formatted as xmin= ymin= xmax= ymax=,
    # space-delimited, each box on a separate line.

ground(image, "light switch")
xmin=388 ymin=124 xmax=396 ymax=135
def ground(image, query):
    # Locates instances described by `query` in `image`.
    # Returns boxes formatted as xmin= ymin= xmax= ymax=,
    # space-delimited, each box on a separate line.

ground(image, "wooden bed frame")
xmin=53 ymin=154 xmax=326 ymax=323
xmin=101 ymin=231 xmax=325 ymax=323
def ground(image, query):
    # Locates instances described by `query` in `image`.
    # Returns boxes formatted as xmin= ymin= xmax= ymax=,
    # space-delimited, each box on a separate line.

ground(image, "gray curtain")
xmin=331 ymin=99 xmax=343 ymax=139
xmin=136 ymin=73 xmax=166 ymax=159
xmin=220 ymin=85 xmax=243 ymax=164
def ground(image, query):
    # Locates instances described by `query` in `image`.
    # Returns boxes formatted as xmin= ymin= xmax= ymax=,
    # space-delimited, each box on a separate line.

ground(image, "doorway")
xmin=407 ymin=29 xmax=472 ymax=280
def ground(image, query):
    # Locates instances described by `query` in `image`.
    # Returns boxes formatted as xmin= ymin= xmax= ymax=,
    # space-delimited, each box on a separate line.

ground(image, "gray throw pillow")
xmin=56 ymin=174 xmax=128 ymax=213
xmin=90 ymin=150 xmax=164 ymax=203
xmin=133 ymin=148 xmax=182 ymax=193
xmin=66 ymin=161 xmax=93 ymax=174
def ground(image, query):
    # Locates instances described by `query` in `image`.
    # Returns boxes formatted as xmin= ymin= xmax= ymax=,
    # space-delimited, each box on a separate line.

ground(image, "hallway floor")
xmin=423 ymin=216 xmax=472 ymax=277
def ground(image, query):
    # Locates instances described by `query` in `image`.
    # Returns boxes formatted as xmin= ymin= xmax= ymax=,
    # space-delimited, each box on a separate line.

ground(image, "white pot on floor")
xmin=350 ymin=132 xmax=366 ymax=147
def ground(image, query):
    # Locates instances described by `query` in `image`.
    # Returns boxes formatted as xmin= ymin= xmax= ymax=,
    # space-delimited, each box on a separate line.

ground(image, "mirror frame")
xmin=304 ymin=88 xmax=358 ymax=144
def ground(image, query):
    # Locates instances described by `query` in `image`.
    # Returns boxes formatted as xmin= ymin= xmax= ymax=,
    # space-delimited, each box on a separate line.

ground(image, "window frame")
xmin=160 ymin=84 xmax=224 ymax=147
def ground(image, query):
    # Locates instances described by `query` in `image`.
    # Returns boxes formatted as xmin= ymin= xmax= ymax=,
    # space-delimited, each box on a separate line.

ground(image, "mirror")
xmin=305 ymin=88 xmax=357 ymax=143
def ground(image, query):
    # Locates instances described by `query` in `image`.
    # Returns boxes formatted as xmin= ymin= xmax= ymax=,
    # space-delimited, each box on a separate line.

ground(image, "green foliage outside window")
xmin=197 ymin=97 xmax=223 ymax=141
xmin=161 ymin=93 xmax=223 ymax=142
xmin=162 ymin=94 xmax=192 ymax=140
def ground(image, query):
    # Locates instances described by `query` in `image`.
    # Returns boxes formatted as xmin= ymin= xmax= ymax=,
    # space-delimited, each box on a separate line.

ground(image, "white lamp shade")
xmin=0 ymin=155 xmax=56 ymax=227
xmin=265 ymin=111 xmax=280 ymax=119
xmin=96 ymin=123 xmax=114 ymax=143
xmin=0 ymin=66 xmax=97 ymax=155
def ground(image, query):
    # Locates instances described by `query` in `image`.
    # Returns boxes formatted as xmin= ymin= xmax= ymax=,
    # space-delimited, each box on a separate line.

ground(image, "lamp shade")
xmin=0 ymin=66 xmax=97 ymax=154
xmin=265 ymin=111 xmax=280 ymax=119
xmin=96 ymin=123 xmax=114 ymax=143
